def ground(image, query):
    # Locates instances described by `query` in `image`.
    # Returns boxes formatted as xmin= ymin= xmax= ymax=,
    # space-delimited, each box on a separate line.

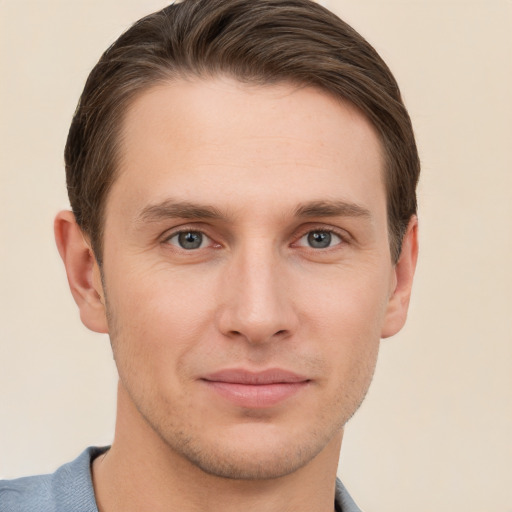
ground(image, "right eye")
xmin=166 ymin=231 xmax=211 ymax=250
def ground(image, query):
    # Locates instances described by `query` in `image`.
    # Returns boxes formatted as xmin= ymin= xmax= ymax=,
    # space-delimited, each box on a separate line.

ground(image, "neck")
xmin=92 ymin=382 xmax=342 ymax=512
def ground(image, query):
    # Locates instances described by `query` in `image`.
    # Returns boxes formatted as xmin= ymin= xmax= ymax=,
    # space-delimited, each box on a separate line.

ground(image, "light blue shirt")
xmin=0 ymin=447 xmax=361 ymax=512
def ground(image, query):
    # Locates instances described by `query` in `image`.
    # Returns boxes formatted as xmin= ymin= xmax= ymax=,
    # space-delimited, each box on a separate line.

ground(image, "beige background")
xmin=1 ymin=1 xmax=511 ymax=511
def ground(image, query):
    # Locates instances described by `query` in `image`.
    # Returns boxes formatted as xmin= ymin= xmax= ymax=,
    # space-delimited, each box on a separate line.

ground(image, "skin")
xmin=55 ymin=77 xmax=418 ymax=512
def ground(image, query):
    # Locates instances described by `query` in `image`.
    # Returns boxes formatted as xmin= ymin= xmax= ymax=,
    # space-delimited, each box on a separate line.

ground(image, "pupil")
xmin=308 ymin=231 xmax=331 ymax=248
xmin=178 ymin=232 xmax=202 ymax=249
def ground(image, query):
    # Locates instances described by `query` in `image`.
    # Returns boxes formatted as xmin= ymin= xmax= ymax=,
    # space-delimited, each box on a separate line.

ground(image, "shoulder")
xmin=0 ymin=446 xmax=108 ymax=512
xmin=335 ymin=477 xmax=363 ymax=512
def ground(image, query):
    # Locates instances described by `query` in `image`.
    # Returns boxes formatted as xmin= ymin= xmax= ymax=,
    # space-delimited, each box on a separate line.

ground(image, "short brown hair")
xmin=65 ymin=0 xmax=420 ymax=264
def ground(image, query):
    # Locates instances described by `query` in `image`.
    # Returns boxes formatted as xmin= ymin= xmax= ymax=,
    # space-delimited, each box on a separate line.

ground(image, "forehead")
xmin=109 ymin=77 xmax=386 ymax=222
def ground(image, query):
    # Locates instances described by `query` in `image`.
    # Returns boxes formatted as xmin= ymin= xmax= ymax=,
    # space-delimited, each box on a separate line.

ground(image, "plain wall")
xmin=1 ymin=1 xmax=511 ymax=511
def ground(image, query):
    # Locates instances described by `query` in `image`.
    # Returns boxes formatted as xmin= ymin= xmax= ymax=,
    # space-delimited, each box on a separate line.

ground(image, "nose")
xmin=215 ymin=242 xmax=298 ymax=345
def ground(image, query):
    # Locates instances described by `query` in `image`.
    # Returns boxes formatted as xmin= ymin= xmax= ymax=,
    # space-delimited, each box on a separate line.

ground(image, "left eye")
xmin=166 ymin=231 xmax=210 ymax=250
xmin=297 ymin=230 xmax=342 ymax=249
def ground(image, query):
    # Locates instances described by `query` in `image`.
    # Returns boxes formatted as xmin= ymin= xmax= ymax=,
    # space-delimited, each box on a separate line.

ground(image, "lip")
xmin=201 ymin=369 xmax=311 ymax=408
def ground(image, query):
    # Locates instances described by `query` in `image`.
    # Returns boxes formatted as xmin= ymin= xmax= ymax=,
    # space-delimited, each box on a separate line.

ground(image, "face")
xmin=94 ymin=78 xmax=407 ymax=479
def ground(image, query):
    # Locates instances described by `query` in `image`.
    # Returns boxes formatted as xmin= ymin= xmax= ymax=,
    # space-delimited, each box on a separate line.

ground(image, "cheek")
xmin=296 ymin=264 xmax=389 ymax=385
xmin=299 ymin=261 xmax=391 ymax=335
xmin=105 ymin=265 xmax=219 ymax=381
xmin=312 ymin=289 xmax=383 ymax=423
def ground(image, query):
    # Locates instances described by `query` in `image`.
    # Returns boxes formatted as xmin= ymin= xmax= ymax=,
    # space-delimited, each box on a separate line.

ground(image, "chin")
xmin=159 ymin=420 xmax=343 ymax=481
xmin=174 ymin=441 xmax=319 ymax=480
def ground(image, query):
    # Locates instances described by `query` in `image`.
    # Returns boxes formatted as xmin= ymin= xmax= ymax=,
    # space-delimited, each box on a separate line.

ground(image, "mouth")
xmin=201 ymin=368 xmax=311 ymax=408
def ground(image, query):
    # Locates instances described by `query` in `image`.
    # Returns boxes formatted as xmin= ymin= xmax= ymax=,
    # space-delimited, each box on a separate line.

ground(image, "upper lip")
xmin=202 ymin=368 xmax=310 ymax=385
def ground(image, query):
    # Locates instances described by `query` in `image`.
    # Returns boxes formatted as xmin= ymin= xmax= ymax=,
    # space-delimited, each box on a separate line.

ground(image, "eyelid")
xmin=159 ymin=222 xmax=351 ymax=250
xmin=161 ymin=224 xmax=219 ymax=248
xmin=168 ymin=231 xmax=210 ymax=249
xmin=291 ymin=224 xmax=351 ymax=246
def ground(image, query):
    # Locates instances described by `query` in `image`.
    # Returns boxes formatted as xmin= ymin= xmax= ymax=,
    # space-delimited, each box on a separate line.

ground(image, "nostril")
xmin=227 ymin=329 xmax=288 ymax=341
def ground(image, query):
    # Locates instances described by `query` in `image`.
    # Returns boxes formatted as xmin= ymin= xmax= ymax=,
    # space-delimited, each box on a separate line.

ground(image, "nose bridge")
xmin=218 ymin=237 xmax=295 ymax=343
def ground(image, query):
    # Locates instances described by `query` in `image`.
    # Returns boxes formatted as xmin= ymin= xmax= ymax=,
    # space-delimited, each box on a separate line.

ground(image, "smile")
xmin=201 ymin=369 xmax=311 ymax=408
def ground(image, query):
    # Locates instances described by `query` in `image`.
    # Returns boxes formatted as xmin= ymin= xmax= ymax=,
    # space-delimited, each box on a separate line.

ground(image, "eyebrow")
xmin=294 ymin=200 xmax=372 ymax=219
xmin=135 ymin=198 xmax=372 ymax=224
xmin=136 ymin=200 xmax=226 ymax=224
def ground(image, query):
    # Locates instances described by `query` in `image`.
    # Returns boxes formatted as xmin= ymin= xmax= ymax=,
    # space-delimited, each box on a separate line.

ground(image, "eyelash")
xmin=163 ymin=228 xmax=218 ymax=251
xmin=161 ymin=225 xmax=349 ymax=251
xmin=293 ymin=227 xmax=346 ymax=250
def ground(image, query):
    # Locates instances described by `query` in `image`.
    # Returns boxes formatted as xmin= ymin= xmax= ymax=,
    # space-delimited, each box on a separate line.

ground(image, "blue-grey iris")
xmin=307 ymin=231 xmax=332 ymax=249
xmin=178 ymin=232 xmax=203 ymax=249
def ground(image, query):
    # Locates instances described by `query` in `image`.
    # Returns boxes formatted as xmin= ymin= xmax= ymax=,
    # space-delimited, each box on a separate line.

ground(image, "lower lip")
xmin=202 ymin=380 xmax=309 ymax=408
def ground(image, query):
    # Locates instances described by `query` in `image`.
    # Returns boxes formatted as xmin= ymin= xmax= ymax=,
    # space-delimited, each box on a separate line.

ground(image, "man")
xmin=0 ymin=0 xmax=419 ymax=511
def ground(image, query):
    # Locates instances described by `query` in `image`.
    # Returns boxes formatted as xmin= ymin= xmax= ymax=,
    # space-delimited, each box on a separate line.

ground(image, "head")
xmin=65 ymin=0 xmax=419 ymax=266
xmin=56 ymin=0 xmax=419 ymax=481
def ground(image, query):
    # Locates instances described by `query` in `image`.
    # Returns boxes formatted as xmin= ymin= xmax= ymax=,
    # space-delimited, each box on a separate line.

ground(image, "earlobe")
xmin=54 ymin=210 xmax=109 ymax=334
xmin=381 ymin=216 xmax=419 ymax=339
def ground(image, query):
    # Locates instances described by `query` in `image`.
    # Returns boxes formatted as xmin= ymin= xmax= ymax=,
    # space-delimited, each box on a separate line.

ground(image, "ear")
xmin=54 ymin=210 xmax=108 ymax=333
xmin=381 ymin=216 xmax=419 ymax=339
